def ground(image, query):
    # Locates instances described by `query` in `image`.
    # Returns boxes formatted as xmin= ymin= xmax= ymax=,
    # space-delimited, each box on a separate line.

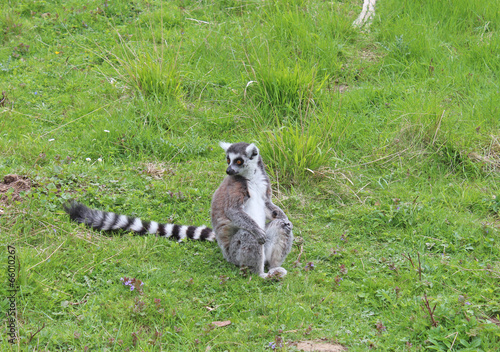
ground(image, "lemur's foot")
xmin=267 ymin=267 xmax=287 ymax=278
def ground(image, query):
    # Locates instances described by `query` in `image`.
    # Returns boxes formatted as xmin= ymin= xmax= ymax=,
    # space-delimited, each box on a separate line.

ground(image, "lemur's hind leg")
xmin=226 ymin=229 xmax=267 ymax=278
xmin=264 ymin=219 xmax=294 ymax=277
xmin=225 ymin=219 xmax=293 ymax=279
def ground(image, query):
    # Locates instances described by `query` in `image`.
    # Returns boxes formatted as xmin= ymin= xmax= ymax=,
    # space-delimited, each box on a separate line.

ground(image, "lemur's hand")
xmin=254 ymin=228 xmax=267 ymax=245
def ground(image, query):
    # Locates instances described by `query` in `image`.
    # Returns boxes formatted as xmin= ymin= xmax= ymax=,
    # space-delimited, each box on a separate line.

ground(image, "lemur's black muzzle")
xmin=226 ymin=167 xmax=237 ymax=175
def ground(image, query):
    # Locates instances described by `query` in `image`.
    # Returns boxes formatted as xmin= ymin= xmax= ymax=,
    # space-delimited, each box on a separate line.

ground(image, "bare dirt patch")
xmin=0 ymin=174 xmax=31 ymax=204
xmin=327 ymin=79 xmax=349 ymax=94
xmin=137 ymin=162 xmax=175 ymax=179
xmin=359 ymin=48 xmax=383 ymax=62
xmin=468 ymin=152 xmax=500 ymax=169
xmin=293 ymin=339 xmax=347 ymax=352
xmin=468 ymin=134 xmax=500 ymax=171
xmin=488 ymin=316 xmax=500 ymax=327
xmin=334 ymin=84 xmax=349 ymax=94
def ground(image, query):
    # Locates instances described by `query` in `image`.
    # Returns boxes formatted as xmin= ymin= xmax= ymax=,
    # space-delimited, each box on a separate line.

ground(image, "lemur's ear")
xmin=246 ymin=143 xmax=259 ymax=159
xmin=219 ymin=142 xmax=232 ymax=152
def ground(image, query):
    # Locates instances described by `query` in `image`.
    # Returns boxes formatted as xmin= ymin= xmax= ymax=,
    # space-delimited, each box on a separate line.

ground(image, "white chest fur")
xmin=244 ymin=175 xmax=267 ymax=229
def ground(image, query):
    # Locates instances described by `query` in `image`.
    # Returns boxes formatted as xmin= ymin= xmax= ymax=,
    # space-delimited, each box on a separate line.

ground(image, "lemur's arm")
xmin=225 ymin=207 xmax=267 ymax=244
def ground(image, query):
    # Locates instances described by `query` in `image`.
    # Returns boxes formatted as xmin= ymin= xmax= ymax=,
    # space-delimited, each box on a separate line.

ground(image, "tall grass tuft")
xmin=94 ymin=9 xmax=182 ymax=102
xmin=259 ymin=121 xmax=331 ymax=182
xmin=121 ymin=50 xmax=181 ymax=100
xmin=248 ymin=60 xmax=328 ymax=124
xmin=114 ymin=33 xmax=182 ymax=100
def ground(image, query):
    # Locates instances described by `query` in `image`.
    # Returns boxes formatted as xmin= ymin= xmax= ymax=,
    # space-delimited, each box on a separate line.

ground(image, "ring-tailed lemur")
xmin=212 ymin=142 xmax=293 ymax=278
xmin=65 ymin=142 xmax=293 ymax=278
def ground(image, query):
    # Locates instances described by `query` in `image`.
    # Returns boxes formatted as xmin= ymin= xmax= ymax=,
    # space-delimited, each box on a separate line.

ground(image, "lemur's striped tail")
xmin=64 ymin=202 xmax=215 ymax=241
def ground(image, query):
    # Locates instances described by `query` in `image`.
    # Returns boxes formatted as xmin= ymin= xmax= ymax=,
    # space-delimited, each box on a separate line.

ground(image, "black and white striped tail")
xmin=64 ymin=202 xmax=215 ymax=241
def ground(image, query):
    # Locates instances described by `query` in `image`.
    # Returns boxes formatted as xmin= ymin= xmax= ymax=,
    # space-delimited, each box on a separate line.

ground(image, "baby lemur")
xmin=65 ymin=142 xmax=293 ymax=278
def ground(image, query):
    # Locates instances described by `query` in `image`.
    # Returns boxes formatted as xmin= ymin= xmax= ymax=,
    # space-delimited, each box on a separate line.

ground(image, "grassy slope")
xmin=0 ymin=0 xmax=499 ymax=350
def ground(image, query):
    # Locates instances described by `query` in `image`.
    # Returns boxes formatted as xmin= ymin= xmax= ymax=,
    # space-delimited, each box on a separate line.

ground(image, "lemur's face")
xmin=219 ymin=142 xmax=259 ymax=178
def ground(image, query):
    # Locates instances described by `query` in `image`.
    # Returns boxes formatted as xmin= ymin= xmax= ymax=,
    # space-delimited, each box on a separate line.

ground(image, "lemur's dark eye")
xmin=226 ymin=158 xmax=230 ymax=164
xmin=235 ymin=159 xmax=243 ymax=166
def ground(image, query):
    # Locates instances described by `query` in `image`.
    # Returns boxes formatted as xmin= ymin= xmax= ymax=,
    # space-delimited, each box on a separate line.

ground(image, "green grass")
xmin=1 ymin=0 xmax=499 ymax=350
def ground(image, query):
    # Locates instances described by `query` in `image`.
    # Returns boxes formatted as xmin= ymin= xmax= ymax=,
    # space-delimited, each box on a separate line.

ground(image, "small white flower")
xmin=104 ymin=130 xmax=110 ymax=133
xmin=86 ymin=158 xmax=91 ymax=162
xmin=98 ymin=158 xmax=103 ymax=162
xmin=48 ymin=138 xmax=55 ymax=142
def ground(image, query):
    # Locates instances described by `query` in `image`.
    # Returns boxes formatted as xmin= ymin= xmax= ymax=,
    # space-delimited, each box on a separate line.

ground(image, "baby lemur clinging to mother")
xmin=65 ymin=142 xmax=293 ymax=278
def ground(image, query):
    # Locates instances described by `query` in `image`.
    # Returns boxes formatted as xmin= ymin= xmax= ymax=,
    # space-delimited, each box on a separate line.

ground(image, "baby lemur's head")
xmin=219 ymin=142 xmax=261 ymax=178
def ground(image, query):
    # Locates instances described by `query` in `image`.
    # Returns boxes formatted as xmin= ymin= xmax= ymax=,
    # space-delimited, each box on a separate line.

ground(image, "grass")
xmin=259 ymin=122 xmax=331 ymax=182
xmin=248 ymin=60 xmax=327 ymax=123
xmin=0 ymin=0 xmax=499 ymax=350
